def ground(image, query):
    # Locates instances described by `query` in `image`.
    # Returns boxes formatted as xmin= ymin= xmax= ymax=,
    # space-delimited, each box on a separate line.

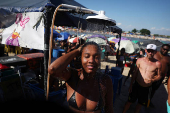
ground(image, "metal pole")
xmin=46 ymin=4 xmax=62 ymax=100
xmin=44 ymin=6 xmax=51 ymax=99
xmin=118 ymin=33 xmax=121 ymax=46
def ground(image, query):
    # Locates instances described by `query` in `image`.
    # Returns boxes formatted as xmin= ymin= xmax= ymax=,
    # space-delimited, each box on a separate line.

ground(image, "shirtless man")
xmin=123 ymin=44 xmax=162 ymax=113
xmin=151 ymin=44 xmax=170 ymax=99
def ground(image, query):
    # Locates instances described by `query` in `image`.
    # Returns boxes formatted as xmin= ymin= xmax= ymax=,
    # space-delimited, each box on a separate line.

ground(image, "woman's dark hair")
xmin=121 ymin=48 xmax=125 ymax=52
xmin=80 ymin=42 xmax=101 ymax=55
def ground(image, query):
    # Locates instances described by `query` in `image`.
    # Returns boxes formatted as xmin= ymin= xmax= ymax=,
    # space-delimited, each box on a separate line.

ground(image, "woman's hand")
xmin=78 ymin=44 xmax=83 ymax=52
xmin=48 ymin=48 xmax=80 ymax=80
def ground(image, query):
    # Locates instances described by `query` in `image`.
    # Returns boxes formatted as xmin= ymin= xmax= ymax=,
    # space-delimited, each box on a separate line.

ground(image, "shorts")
xmin=128 ymin=81 xmax=152 ymax=106
xmin=152 ymin=77 xmax=164 ymax=91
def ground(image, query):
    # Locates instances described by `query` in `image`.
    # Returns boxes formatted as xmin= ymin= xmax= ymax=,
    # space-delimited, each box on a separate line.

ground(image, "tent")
xmin=0 ymin=0 xmax=94 ymax=29
xmin=0 ymin=0 xmax=96 ymax=98
xmin=0 ymin=0 xmax=122 ymax=98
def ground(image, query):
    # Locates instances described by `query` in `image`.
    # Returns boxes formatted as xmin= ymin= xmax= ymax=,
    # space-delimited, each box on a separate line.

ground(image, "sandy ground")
xmin=100 ymin=55 xmax=168 ymax=113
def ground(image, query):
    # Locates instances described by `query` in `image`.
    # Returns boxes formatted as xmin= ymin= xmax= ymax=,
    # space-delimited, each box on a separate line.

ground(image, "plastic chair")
xmin=110 ymin=67 xmax=123 ymax=105
xmin=52 ymin=49 xmax=65 ymax=58
xmin=52 ymin=49 xmax=65 ymax=63
xmin=27 ymin=83 xmax=66 ymax=102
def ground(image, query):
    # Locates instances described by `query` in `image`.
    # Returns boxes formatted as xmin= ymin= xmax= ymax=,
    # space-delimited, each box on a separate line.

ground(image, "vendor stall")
xmin=0 ymin=0 xmax=95 ymax=100
xmin=0 ymin=0 xmax=122 ymax=101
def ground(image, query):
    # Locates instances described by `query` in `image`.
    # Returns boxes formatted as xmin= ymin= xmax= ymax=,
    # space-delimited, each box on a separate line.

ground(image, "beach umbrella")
xmin=115 ymin=40 xmax=140 ymax=54
xmin=86 ymin=34 xmax=106 ymax=40
xmin=69 ymin=37 xmax=79 ymax=43
xmin=136 ymin=39 xmax=163 ymax=50
xmin=132 ymin=40 xmax=139 ymax=44
xmin=107 ymin=37 xmax=116 ymax=41
xmin=87 ymin=37 xmax=107 ymax=45
xmin=57 ymin=26 xmax=64 ymax=30
xmin=52 ymin=29 xmax=61 ymax=38
xmin=56 ymin=32 xmax=70 ymax=41
xmin=80 ymin=34 xmax=86 ymax=39
xmin=44 ymin=29 xmax=61 ymax=38
xmin=110 ymin=37 xmax=129 ymax=43
xmin=110 ymin=38 xmax=119 ymax=43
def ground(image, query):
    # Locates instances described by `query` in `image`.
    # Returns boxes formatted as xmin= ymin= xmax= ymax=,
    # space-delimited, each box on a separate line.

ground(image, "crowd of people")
xmin=47 ymin=34 xmax=170 ymax=113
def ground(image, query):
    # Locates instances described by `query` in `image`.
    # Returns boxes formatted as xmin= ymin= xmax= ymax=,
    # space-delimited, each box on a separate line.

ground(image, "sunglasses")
xmin=147 ymin=49 xmax=154 ymax=53
xmin=162 ymin=48 xmax=169 ymax=51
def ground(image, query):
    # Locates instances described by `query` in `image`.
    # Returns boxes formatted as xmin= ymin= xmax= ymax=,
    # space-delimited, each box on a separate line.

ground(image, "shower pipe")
xmin=47 ymin=4 xmax=101 ymax=100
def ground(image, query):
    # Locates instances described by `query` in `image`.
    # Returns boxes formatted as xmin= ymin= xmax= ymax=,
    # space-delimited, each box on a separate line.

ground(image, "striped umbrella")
xmin=87 ymin=37 xmax=107 ymax=45
xmin=110 ymin=37 xmax=129 ymax=43
xmin=69 ymin=37 xmax=79 ymax=43
xmin=107 ymin=37 xmax=116 ymax=41
xmin=86 ymin=34 xmax=106 ymax=40
xmin=132 ymin=40 xmax=139 ymax=44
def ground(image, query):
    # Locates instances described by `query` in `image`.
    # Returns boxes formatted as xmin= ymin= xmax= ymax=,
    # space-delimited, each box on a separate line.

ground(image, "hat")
xmin=146 ymin=44 xmax=157 ymax=50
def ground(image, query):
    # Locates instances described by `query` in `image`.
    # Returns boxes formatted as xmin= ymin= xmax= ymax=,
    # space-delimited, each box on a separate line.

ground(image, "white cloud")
xmin=150 ymin=27 xmax=170 ymax=31
xmin=151 ymin=27 xmax=156 ymax=29
xmin=150 ymin=27 xmax=170 ymax=35
xmin=117 ymin=23 xmax=122 ymax=26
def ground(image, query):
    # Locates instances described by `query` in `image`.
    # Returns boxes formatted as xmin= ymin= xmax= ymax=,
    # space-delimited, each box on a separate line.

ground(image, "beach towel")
xmin=167 ymin=100 xmax=170 ymax=113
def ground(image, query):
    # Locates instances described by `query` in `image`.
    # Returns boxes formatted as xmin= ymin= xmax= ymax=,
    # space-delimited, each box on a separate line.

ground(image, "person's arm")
xmin=116 ymin=48 xmax=120 ymax=67
xmin=116 ymin=48 xmax=119 ymax=59
xmin=152 ymin=61 xmax=162 ymax=82
xmin=124 ymin=55 xmax=126 ymax=64
xmin=168 ymin=75 xmax=170 ymax=105
xmin=104 ymin=76 xmax=114 ymax=113
xmin=48 ymin=48 xmax=80 ymax=81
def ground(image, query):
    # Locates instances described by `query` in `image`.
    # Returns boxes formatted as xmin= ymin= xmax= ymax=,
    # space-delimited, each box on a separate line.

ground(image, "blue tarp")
xmin=0 ymin=0 xmax=122 ymax=33
xmin=0 ymin=0 xmax=49 ymax=14
xmin=0 ymin=0 xmax=91 ymax=29
xmin=0 ymin=0 xmax=90 ymax=13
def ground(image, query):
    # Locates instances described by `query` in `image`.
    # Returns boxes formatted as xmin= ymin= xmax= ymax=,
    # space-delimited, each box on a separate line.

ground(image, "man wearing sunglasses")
xmin=154 ymin=44 xmax=170 ymax=84
xmin=151 ymin=44 xmax=170 ymax=109
xmin=123 ymin=44 xmax=162 ymax=113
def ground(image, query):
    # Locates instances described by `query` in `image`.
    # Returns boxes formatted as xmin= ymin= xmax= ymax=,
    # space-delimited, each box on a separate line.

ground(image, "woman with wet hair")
xmin=48 ymin=42 xmax=113 ymax=113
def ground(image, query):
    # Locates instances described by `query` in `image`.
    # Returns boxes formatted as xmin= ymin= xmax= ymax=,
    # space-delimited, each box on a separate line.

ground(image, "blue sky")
xmin=75 ymin=0 xmax=170 ymax=36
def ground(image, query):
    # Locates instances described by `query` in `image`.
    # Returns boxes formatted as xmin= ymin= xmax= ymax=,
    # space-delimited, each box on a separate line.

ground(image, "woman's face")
xmin=81 ymin=45 xmax=101 ymax=75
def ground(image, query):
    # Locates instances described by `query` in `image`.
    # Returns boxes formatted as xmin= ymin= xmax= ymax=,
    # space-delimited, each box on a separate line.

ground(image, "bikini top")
xmin=67 ymin=77 xmax=103 ymax=111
